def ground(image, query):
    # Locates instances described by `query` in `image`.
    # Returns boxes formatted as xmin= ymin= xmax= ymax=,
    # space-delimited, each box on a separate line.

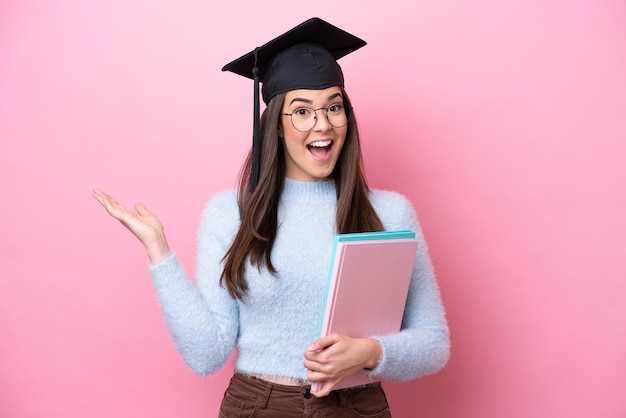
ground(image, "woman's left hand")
xmin=303 ymin=334 xmax=382 ymax=397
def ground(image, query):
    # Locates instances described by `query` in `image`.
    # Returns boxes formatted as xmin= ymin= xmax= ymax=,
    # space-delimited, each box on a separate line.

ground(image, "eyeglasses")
xmin=281 ymin=103 xmax=351 ymax=132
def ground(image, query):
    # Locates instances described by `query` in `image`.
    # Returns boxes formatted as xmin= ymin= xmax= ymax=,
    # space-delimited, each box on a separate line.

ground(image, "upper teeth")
xmin=309 ymin=140 xmax=331 ymax=147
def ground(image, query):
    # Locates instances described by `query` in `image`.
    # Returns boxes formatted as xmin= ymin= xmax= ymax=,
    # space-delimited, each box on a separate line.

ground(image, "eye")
xmin=327 ymin=103 xmax=343 ymax=114
xmin=293 ymin=107 xmax=313 ymax=117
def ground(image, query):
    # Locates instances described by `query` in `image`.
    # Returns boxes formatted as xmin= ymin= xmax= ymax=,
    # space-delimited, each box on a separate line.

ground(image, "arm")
xmin=366 ymin=191 xmax=450 ymax=381
xmin=149 ymin=192 xmax=240 ymax=375
xmin=303 ymin=191 xmax=450 ymax=396
xmin=93 ymin=188 xmax=239 ymax=375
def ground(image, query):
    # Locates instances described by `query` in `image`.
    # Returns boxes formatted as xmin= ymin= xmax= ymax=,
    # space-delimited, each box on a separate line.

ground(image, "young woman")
xmin=93 ymin=18 xmax=449 ymax=418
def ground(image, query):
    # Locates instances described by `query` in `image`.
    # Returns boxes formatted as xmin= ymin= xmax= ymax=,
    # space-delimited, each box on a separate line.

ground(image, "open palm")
xmin=93 ymin=188 xmax=170 ymax=263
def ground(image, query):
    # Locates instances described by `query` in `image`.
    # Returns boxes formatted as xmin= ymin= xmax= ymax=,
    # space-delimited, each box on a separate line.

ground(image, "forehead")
xmin=284 ymin=86 xmax=343 ymax=105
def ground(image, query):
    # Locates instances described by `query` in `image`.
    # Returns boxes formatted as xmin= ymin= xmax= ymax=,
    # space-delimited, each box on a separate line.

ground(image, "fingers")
xmin=311 ymin=380 xmax=338 ymax=398
xmin=304 ymin=343 xmax=337 ymax=385
xmin=92 ymin=188 xmax=116 ymax=205
xmin=92 ymin=188 xmax=170 ymax=263
xmin=134 ymin=201 xmax=152 ymax=216
xmin=304 ymin=357 xmax=326 ymax=375
xmin=304 ymin=335 xmax=378 ymax=397
xmin=304 ymin=334 xmax=340 ymax=374
xmin=93 ymin=189 xmax=147 ymax=221
xmin=92 ymin=188 xmax=109 ymax=207
xmin=92 ymin=188 xmax=118 ymax=211
xmin=305 ymin=369 xmax=333 ymax=398
xmin=92 ymin=189 xmax=145 ymax=235
xmin=307 ymin=334 xmax=339 ymax=353
xmin=93 ymin=189 xmax=132 ymax=221
xmin=92 ymin=188 xmax=121 ymax=216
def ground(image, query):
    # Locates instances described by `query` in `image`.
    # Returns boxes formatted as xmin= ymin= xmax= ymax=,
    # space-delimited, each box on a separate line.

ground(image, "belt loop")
xmin=256 ymin=380 xmax=273 ymax=410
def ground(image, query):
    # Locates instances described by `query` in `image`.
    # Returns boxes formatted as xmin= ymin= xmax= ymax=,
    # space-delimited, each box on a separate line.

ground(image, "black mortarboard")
xmin=221 ymin=17 xmax=366 ymax=191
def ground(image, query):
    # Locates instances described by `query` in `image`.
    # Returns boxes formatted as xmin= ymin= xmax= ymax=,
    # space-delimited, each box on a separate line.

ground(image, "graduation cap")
xmin=222 ymin=17 xmax=366 ymax=191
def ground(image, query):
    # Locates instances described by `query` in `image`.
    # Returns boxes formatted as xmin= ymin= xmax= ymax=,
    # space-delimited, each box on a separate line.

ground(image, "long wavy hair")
xmin=220 ymin=88 xmax=383 ymax=300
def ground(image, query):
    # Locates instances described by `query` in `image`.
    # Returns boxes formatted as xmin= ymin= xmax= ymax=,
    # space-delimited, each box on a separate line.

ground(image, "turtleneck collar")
xmin=280 ymin=178 xmax=337 ymax=203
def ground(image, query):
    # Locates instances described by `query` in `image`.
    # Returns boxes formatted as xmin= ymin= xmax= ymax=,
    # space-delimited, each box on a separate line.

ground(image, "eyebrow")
xmin=288 ymin=92 xmax=343 ymax=106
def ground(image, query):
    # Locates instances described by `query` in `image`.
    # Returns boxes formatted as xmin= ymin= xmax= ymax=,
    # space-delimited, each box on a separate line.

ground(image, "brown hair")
xmin=220 ymin=89 xmax=383 ymax=300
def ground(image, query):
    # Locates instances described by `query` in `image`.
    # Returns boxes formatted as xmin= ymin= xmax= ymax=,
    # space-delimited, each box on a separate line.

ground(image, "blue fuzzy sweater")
xmin=149 ymin=179 xmax=449 ymax=382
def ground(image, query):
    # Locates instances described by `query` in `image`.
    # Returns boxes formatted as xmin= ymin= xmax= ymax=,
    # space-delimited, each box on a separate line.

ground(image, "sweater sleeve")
xmin=149 ymin=190 xmax=239 ymax=376
xmin=367 ymin=191 xmax=450 ymax=381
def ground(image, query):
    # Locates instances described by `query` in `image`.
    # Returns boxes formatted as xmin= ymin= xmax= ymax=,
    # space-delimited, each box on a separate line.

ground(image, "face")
xmin=280 ymin=87 xmax=348 ymax=182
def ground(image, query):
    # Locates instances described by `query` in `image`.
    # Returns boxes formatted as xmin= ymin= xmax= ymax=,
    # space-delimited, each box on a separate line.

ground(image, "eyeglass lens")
xmin=289 ymin=103 xmax=349 ymax=132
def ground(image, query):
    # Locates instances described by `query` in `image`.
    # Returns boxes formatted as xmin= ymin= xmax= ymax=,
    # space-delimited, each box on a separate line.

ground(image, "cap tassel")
xmin=250 ymin=48 xmax=261 ymax=192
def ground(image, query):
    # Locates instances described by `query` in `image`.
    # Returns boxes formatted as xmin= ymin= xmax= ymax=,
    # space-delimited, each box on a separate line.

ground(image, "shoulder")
xmin=197 ymin=188 xmax=240 ymax=235
xmin=369 ymin=188 xmax=415 ymax=218
xmin=205 ymin=188 xmax=238 ymax=213
xmin=369 ymin=188 xmax=413 ymax=210
xmin=368 ymin=188 xmax=419 ymax=231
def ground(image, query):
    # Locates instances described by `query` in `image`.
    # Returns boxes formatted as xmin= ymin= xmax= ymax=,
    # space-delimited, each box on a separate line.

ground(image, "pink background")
xmin=1 ymin=1 xmax=625 ymax=417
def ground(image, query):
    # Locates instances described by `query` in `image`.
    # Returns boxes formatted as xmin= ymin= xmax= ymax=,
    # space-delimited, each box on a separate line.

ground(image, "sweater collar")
xmin=281 ymin=178 xmax=336 ymax=203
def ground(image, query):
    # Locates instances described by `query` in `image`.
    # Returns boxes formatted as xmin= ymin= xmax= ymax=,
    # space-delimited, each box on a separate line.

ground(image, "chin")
xmin=311 ymin=168 xmax=335 ymax=181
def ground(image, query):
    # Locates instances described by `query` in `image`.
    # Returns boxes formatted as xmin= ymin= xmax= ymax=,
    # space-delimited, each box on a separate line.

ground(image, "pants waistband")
xmin=231 ymin=373 xmax=380 ymax=406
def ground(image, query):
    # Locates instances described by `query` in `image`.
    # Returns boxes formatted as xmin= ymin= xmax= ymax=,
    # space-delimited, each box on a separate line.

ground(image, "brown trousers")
xmin=218 ymin=373 xmax=392 ymax=418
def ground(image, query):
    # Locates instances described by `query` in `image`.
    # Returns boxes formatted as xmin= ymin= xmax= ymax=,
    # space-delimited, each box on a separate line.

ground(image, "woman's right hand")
xmin=93 ymin=188 xmax=171 ymax=264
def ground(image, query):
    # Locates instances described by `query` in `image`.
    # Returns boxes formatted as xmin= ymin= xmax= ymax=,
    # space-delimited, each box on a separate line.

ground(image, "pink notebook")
xmin=311 ymin=230 xmax=419 ymax=393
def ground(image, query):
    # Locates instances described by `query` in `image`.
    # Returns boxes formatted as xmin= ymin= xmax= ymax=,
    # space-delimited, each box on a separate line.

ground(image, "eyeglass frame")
xmin=280 ymin=102 xmax=352 ymax=132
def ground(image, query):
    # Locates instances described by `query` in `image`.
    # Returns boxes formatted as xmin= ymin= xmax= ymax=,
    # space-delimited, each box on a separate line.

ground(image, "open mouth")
xmin=307 ymin=140 xmax=332 ymax=159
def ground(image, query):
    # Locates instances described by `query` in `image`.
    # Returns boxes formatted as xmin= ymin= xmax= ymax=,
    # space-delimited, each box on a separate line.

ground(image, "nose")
xmin=312 ymin=109 xmax=332 ymax=131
